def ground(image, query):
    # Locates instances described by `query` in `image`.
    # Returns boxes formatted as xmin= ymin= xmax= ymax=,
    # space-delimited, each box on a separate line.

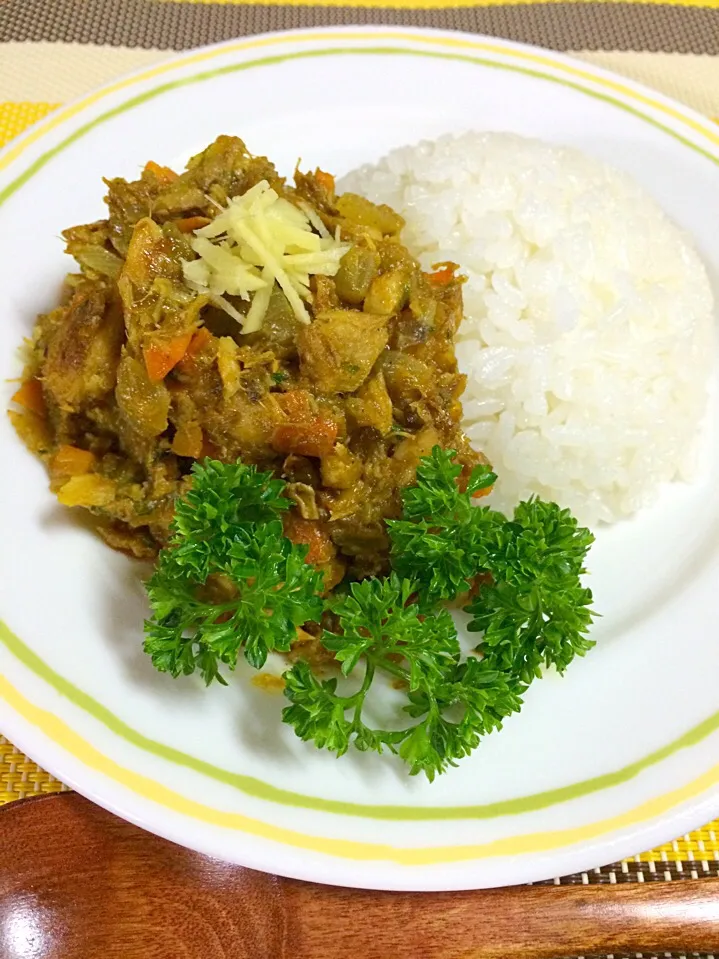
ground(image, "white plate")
xmin=1 ymin=27 xmax=718 ymax=891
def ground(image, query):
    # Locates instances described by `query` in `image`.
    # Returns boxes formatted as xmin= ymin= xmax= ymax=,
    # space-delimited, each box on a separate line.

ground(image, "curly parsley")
xmin=143 ymin=449 xmax=596 ymax=779
xmin=143 ymin=460 xmax=323 ymax=683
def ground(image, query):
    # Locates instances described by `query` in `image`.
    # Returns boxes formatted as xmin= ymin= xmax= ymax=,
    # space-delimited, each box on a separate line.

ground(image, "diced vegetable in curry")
xmin=10 ymin=135 xmax=487 ymax=587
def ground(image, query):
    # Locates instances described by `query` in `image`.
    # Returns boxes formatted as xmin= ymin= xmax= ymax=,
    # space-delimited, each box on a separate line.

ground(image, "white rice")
xmin=340 ymin=132 xmax=716 ymax=525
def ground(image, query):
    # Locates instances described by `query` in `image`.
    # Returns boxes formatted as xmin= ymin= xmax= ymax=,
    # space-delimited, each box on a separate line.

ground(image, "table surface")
xmin=2 ymin=2 xmax=719 ymax=956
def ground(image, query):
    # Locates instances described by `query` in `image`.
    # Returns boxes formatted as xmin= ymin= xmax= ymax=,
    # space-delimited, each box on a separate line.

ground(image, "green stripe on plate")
xmin=3 ymin=612 xmax=719 ymax=820
xmin=2 ymin=45 xmax=718 ymax=212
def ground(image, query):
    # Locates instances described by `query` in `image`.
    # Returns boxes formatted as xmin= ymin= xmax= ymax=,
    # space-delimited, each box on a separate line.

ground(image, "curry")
xmin=10 ymin=135 xmax=485 ymax=587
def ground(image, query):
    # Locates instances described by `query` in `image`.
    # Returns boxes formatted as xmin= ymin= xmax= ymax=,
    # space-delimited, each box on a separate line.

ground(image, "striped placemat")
xmin=1 ymin=0 xmax=719 ymax=129
xmin=1 ymin=4 xmax=719 ymax=956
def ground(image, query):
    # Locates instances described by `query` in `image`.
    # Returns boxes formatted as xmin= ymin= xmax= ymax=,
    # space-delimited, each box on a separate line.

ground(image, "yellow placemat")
xmin=0 ymin=736 xmax=68 ymax=804
xmin=2 ymin=4 xmax=719 ymax=936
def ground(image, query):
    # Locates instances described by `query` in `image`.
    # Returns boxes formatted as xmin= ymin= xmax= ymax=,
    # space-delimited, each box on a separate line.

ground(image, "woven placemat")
xmin=2 ymin=3 xmax=719 ymax=955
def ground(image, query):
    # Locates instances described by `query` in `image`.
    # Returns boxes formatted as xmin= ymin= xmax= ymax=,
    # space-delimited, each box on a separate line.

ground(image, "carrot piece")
xmin=272 ymin=419 xmax=337 ymax=458
xmin=459 ymin=463 xmax=495 ymax=499
xmin=275 ymin=389 xmax=313 ymax=419
xmin=272 ymin=391 xmax=337 ymax=457
xmin=11 ymin=379 xmax=46 ymax=417
xmin=177 ymin=328 xmax=213 ymax=375
xmin=315 ymin=170 xmax=335 ymax=194
xmin=284 ymin=515 xmax=335 ymax=566
xmin=51 ymin=445 xmax=96 ymax=477
xmin=428 ymin=266 xmax=455 ymax=287
xmin=175 ymin=216 xmax=212 ymax=233
xmin=143 ymin=332 xmax=194 ymax=382
xmin=184 ymin=327 xmax=213 ymax=359
xmin=143 ymin=160 xmax=178 ymax=185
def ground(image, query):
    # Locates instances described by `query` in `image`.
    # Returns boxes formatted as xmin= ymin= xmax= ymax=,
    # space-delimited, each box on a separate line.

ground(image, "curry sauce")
xmin=10 ymin=135 xmax=486 ymax=585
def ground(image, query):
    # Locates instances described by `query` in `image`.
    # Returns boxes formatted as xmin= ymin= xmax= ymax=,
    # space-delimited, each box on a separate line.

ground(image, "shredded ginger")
xmin=182 ymin=180 xmax=349 ymax=333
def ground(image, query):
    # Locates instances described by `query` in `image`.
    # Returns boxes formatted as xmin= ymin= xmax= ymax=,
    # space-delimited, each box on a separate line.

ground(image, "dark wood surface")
xmin=1 ymin=792 xmax=719 ymax=959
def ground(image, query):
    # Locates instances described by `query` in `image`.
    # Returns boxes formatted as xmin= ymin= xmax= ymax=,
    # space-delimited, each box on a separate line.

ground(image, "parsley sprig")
xmin=143 ymin=449 xmax=596 ymax=779
xmin=387 ymin=451 xmax=596 ymax=684
xmin=143 ymin=461 xmax=323 ymax=683
xmin=387 ymin=447 xmax=500 ymax=604
xmin=465 ymin=500 xmax=596 ymax=683
xmin=283 ymin=575 xmax=522 ymax=780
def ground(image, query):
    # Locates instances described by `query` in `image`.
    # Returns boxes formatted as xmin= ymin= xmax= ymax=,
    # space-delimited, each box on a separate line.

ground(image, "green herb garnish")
xmin=387 ymin=449 xmax=595 ymax=684
xmin=143 ymin=449 xmax=595 ymax=779
xmin=143 ymin=461 xmax=323 ymax=683
xmin=387 ymin=446 xmax=498 ymax=604
xmin=283 ymin=575 xmax=524 ymax=780
xmin=465 ymin=499 xmax=596 ymax=683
